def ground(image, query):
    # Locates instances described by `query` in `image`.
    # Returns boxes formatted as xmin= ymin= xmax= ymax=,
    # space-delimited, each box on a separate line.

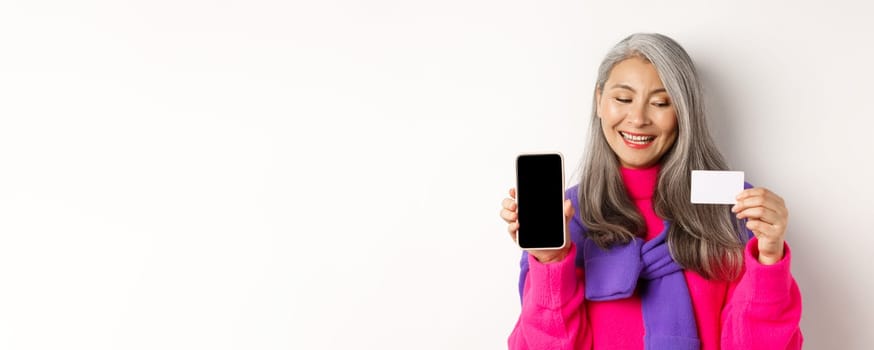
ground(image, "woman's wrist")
xmin=756 ymin=239 xmax=785 ymax=265
xmin=533 ymin=245 xmax=572 ymax=264
xmin=757 ymin=253 xmax=782 ymax=265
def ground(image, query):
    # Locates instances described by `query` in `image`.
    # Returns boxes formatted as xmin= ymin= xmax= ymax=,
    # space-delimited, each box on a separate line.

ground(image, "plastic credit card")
xmin=691 ymin=170 xmax=744 ymax=204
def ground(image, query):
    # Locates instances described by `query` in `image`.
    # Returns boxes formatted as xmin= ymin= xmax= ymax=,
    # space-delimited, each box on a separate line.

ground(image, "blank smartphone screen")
xmin=515 ymin=154 xmax=565 ymax=249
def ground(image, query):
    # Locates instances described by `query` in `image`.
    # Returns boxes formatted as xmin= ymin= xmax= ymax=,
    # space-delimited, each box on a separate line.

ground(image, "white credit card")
xmin=691 ymin=170 xmax=744 ymax=204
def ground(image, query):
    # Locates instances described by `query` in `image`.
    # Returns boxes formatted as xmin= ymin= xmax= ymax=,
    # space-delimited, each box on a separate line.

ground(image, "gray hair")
xmin=578 ymin=33 xmax=747 ymax=280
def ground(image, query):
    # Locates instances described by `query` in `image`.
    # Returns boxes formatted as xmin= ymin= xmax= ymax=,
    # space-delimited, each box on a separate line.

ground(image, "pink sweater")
xmin=509 ymin=166 xmax=803 ymax=349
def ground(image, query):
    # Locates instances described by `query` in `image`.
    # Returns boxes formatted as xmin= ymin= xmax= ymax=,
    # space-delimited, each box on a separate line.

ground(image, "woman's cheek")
xmin=603 ymin=103 xmax=625 ymax=121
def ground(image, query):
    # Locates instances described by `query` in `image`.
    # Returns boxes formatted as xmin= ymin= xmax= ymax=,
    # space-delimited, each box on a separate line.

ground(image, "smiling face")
xmin=597 ymin=56 xmax=679 ymax=169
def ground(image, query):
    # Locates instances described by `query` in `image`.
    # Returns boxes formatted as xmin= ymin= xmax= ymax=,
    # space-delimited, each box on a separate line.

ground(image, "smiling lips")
xmin=619 ymin=131 xmax=656 ymax=149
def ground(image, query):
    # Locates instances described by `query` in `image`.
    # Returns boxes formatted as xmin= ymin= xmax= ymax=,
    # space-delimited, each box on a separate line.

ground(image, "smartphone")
xmin=515 ymin=153 xmax=566 ymax=250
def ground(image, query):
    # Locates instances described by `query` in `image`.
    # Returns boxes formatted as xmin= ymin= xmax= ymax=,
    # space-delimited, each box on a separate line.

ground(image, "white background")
xmin=1 ymin=1 xmax=872 ymax=349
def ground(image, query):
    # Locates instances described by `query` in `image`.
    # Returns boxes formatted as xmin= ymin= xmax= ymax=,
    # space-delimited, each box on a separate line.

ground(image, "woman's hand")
xmin=732 ymin=188 xmax=789 ymax=265
xmin=500 ymin=188 xmax=575 ymax=264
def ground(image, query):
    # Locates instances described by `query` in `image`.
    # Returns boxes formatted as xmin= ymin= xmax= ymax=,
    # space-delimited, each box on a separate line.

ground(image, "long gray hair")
xmin=579 ymin=33 xmax=748 ymax=281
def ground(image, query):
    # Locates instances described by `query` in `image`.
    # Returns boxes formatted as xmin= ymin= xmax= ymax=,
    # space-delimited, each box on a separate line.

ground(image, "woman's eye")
xmin=615 ymin=98 xmax=632 ymax=103
xmin=652 ymin=101 xmax=670 ymax=107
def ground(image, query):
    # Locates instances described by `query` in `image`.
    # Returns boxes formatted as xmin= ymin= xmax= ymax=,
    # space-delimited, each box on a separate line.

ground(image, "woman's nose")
xmin=625 ymin=103 xmax=651 ymax=127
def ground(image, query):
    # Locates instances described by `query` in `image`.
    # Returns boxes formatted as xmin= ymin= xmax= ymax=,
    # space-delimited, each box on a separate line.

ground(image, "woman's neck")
xmin=619 ymin=164 xmax=660 ymax=200
xmin=619 ymin=164 xmax=664 ymax=241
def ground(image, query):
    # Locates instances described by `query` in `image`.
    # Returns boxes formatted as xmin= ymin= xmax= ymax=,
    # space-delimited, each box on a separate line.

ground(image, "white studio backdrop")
xmin=1 ymin=1 xmax=872 ymax=349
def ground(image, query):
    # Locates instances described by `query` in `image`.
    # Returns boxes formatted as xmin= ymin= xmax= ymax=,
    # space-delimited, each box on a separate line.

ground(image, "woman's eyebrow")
xmin=609 ymin=84 xmax=636 ymax=92
xmin=609 ymin=84 xmax=667 ymax=95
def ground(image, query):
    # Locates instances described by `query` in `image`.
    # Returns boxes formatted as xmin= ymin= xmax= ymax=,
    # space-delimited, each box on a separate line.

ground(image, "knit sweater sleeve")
xmin=720 ymin=237 xmax=804 ymax=349
xmin=507 ymin=185 xmax=593 ymax=349
xmin=508 ymin=243 xmax=592 ymax=350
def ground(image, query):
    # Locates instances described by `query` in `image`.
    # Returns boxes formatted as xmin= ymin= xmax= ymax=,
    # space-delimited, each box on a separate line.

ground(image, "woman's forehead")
xmin=606 ymin=58 xmax=666 ymax=92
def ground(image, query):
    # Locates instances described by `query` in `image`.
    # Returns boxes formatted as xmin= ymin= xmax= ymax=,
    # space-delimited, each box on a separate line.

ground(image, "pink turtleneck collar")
xmin=619 ymin=165 xmax=660 ymax=200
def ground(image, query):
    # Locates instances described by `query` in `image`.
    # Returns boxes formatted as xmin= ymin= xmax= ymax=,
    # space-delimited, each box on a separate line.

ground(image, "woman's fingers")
xmin=734 ymin=187 xmax=789 ymax=264
xmin=563 ymin=200 xmax=574 ymax=248
xmin=733 ymin=188 xmax=787 ymax=218
xmin=500 ymin=194 xmax=518 ymax=225
xmin=732 ymin=194 xmax=767 ymax=213
xmin=735 ymin=205 xmax=781 ymax=225
xmin=502 ymin=197 xmax=516 ymax=211
xmin=501 ymin=188 xmax=519 ymax=239
xmin=564 ymin=200 xmax=574 ymax=220
xmin=745 ymin=218 xmax=780 ymax=236
xmin=500 ymin=208 xmax=517 ymax=223
xmin=735 ymin=188 xmax=785 ymax=209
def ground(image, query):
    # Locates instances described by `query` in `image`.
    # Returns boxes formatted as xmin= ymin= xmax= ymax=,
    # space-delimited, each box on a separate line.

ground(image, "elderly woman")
xmin=499 ymin=33 xmax=802 ymax=350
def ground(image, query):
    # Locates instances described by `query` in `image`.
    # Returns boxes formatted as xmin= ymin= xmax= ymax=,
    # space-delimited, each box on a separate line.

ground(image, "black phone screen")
xmin=515 ymin=153 xmax=565 ymax=249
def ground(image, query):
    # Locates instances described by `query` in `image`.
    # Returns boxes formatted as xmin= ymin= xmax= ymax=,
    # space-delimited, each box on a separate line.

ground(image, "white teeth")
xmin=620 ymin=131 xmax=655 ymax=143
